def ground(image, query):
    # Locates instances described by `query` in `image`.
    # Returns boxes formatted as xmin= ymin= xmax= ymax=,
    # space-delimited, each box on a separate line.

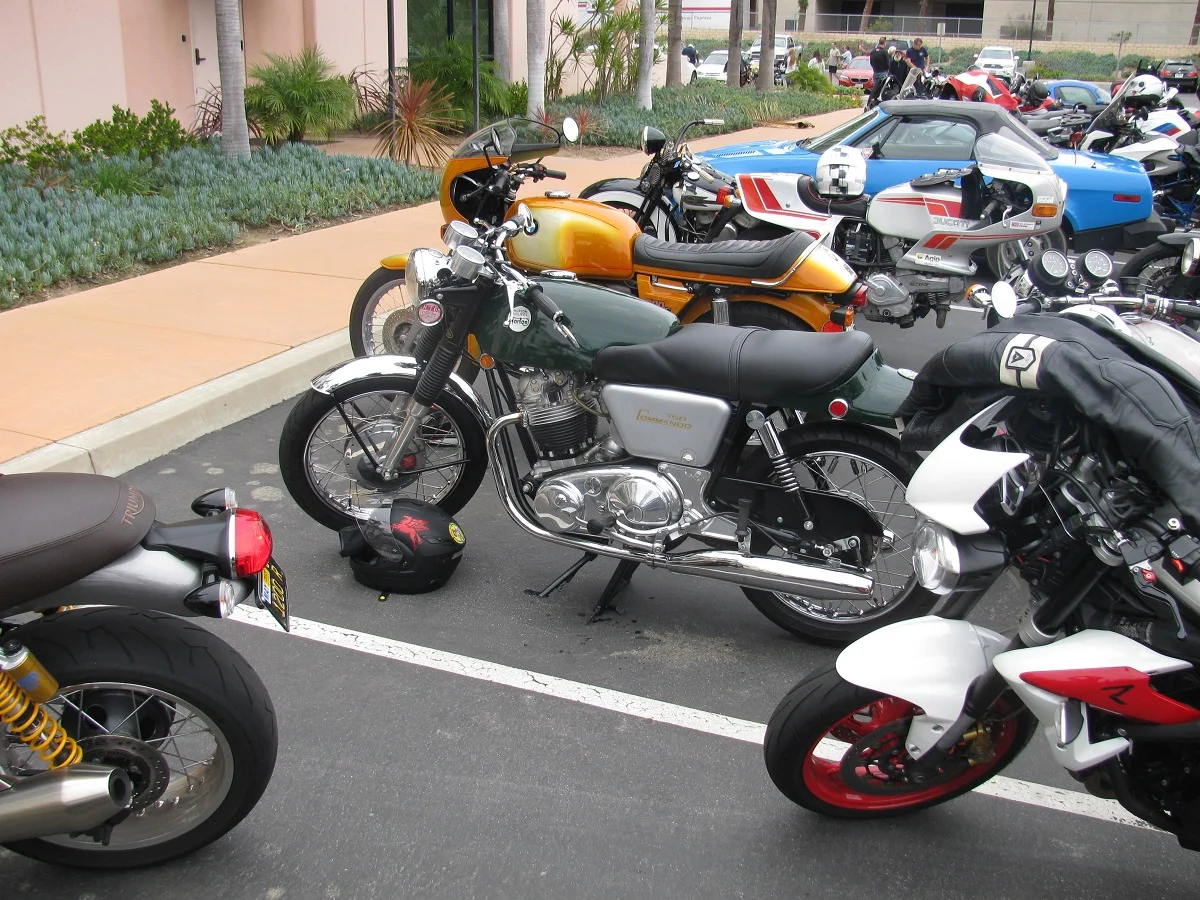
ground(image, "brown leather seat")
xmin=0 ymin=473 xmax=156 ymax=611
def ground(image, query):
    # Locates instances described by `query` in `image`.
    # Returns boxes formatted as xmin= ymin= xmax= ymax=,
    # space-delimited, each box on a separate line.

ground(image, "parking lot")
xmin=4 ymin=313 xmax=1200 ymax=899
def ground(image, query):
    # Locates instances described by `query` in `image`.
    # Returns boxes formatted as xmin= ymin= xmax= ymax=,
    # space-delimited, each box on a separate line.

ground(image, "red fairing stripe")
xmin=1021 ymin=666 xmax=1200 ymax=725
xmin=740 ymin=176 xmax=827 ymax=221
xmin=876 ymin=197 xmax=964 ymax=218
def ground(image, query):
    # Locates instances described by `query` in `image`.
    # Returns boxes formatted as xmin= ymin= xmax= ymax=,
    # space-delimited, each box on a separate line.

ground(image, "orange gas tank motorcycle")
xmin=349 ymin=118 xmax=863 ymax=358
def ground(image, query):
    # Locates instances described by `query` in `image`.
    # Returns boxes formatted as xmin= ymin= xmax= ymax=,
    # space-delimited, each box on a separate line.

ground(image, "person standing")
xmin=888 ymin=44 xmax=909 ymax=96
xmin=867 ymin=37 xmax=890 ymax=104
xmin=808 ymin=50 xmax=823 ymax=71
xmin=901 ymin=37 xmax=929 ymax=96
xmin=827 ymin=44 xmax=840 ymax=85
xmin=842 ymin=46 xmax=852 ymax=68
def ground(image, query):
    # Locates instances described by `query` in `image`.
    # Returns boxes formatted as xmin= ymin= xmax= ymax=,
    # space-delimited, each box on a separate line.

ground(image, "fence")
xmin=810 ymin=14 xmax=1196 ymax=47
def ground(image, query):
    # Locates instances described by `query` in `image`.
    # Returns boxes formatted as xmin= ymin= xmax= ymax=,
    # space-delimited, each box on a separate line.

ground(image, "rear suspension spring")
xmin=0 ymin=670 xmax=81 ymax=768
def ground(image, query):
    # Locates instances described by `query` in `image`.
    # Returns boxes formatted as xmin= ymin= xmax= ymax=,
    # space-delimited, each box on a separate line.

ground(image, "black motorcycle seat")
xmin=796 ymin=175 xmax=870 ymax=218
xmin=593 ymin=323 xmax=875 ymax=402
xmin=632 ymin=231 xmax=815 ymax=280
xmin=0 ymin=473 xmax=156 ymax=611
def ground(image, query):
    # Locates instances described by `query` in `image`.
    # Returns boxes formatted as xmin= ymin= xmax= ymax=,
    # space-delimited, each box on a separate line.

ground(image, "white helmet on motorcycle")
xmin=815 ymin=146 xmax=867 ymax=198
xmin=1126 ymin=74 xmax=1166 ymax=105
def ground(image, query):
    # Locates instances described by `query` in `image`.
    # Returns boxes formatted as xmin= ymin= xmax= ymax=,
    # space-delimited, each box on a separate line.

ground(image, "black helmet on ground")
xmin=338 ymin=500 xmax=466 ymax=594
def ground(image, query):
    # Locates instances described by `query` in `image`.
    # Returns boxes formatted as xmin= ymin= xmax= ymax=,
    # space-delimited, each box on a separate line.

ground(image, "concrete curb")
xmin=1 ymin=332 xmax=350 ymax=476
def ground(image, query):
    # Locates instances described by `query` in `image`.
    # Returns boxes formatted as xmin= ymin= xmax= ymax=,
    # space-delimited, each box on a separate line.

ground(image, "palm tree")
xmin=495 ymin=0 xmax=511 ymax=82
xmin=727 ymin=0 xmax=744 ymax=87
xmin=666 ymin=0 xmax=682 ymax=86
xmin=756 ymin=0 xmax=777 ymax=90
xmin=215 ymin=0 xmax=249 ymax=159
xmin=916 ymin=0 xmax=930 ymax=29
xmin=527 ymin=0 xmax=547 ymax=117
xmin=859 ymin=0 xmax=874 ymax=34
xmin=636 ymin=0 xmax=655 ymax=109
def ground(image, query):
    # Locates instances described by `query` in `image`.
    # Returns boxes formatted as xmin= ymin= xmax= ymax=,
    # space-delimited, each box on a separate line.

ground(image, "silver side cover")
xmin=601 ymin=384 xmax=732 ymax=466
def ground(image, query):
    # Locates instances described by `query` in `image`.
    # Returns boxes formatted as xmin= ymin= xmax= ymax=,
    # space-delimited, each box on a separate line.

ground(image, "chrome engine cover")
xmin=532 ymin=466 xmax=684 ymax=536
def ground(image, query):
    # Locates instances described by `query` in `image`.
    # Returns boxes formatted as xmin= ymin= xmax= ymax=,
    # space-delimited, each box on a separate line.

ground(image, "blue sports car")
xmin=1043 ymin=79 xmax=1111 ymax=112
xmin=696 ymin=100 xmax=1165 ymax=254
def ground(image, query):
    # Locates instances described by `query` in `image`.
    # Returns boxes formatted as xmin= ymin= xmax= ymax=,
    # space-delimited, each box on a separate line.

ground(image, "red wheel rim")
xmin=802 ymin=697 xmax=1020 ymax=811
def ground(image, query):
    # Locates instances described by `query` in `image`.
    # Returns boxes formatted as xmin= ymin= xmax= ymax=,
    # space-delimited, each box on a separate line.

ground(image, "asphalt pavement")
xmin=6 ymin=310 xmax=1200 ymax=898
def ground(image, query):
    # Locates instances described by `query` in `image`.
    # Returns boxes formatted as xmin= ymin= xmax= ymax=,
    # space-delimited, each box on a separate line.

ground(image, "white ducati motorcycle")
xmin=723 ymin=134 xmax=1066 ymax=328
xmin=764 ymin=293 xmax=1200 ymax=849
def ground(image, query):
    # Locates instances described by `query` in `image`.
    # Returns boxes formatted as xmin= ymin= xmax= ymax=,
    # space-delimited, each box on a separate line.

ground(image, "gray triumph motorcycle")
xmin=279 ymin=208 xmax=934 ymax=644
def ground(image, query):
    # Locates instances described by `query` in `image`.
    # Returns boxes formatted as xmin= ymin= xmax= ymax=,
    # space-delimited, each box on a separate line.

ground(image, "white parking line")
xmin=233 ymin=607 xmax=1156 ymax=833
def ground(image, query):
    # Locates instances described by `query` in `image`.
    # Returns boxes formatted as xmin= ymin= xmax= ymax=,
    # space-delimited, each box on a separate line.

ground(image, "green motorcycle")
xmin=279 ymin=208 xmax=929 ymax=644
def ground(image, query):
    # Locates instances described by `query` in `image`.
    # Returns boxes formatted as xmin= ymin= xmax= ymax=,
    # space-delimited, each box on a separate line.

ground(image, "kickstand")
xmin=587 ymin=560 xmax=640 ymax=623
xmin=525 ymin=552 xmax=598 ymax=598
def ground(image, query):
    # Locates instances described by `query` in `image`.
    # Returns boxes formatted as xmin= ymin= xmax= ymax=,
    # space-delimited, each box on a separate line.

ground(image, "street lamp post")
xmin=386 ymin=0 xmax=397 ymax=125
xmin=1027 ymin=0 xmax=1036 ymax=61
xmin=472 ymin=0 xmax=480 ymax=130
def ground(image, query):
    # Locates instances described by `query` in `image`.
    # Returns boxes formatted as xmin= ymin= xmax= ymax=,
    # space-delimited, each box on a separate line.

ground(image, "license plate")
xmin=257 ymin=558 xmax=289 ymax=631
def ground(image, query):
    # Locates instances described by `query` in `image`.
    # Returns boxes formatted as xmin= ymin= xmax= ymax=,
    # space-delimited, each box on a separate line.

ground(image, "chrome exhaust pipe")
xmin=0 ymin=764 xmax=133 ymax=843
xmin=487 ymin=413 xmax=874 ymax=601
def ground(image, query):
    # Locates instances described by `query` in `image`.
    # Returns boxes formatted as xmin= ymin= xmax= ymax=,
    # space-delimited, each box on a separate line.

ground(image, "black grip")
xmin=525 ymin=283 xmax=571 ymax=326
xmin=542 ymin=168 xmax=567 ymax=180
xmin=1174 ymin=302 xmax=1200 ymax=321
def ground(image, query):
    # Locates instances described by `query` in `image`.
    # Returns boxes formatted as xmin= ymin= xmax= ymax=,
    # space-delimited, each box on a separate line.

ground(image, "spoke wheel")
xmin=1120 ymin=242 xmax=1200 ymax=300
xmin=984 ymin=227 xmax=1067 ymax=280
xmin=738 ymin=424 xmax=937 ymax=645
xmin=350 ymin=266 xmax=416 ymax=358
xmin=279 ymin=375 xmax=488 ymax=531
xmin=764 ymin=668 xmax=1036 ymax=817
xmin=3 ymin=608 xmax=276 ymax=869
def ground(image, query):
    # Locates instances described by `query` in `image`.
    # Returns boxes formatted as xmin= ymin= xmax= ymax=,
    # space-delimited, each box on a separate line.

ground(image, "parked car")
xmin=1159 ymin=59 xmax=1199 ymax=92
xmin=697 ymin=49 xmax=730 ymax=80
xmin=973 ymin=45 xmax=1019 ymax=83
xmin=749 ymin=34 xmax=798 ymax=67
xmin=837 ymin=55 xmax=875 ymax=90
xmin=695 ymin=100 xmax=1166 ymax=254
xmin=1044 ymin=78 xmax=1111 ymax=114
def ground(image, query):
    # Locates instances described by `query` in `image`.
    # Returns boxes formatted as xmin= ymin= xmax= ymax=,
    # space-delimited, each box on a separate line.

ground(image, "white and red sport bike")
xmin=765 ymin=308 xmax=1200 ymax=850
xmin=730 ymin=133 xmax=1066 ymax=327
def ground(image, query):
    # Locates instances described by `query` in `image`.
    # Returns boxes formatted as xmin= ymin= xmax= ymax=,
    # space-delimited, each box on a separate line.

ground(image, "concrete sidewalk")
xmin=0 ymin=108 xmax=862 ymax=475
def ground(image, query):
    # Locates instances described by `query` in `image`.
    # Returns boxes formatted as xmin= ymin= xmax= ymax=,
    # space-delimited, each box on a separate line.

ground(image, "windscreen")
xmin=451 ymin=119 xmax=560 ymax=161
xmin=978 ymin=48 xmax=1011 ymax=59
xmin=974 ymin=133 xmax=1052 ymax=173
xmin=705 ymin=50 xmax=728 ymax=64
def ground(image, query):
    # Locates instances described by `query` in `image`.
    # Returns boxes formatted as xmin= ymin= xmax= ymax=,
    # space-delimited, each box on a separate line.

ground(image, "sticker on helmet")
xmin=448 ymin=522 xmax=466 ymax=544
xmin=391 ymin=516 xmax=429 ymax=546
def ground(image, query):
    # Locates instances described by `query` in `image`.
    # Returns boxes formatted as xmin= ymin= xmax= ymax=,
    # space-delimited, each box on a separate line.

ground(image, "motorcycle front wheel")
xmin=764 ymin=667 xmax=1036 ymax=817
xmin=984 ymin=228 xmax=1067 ymax=280
xmin=1120 ymin=241 xmax=1200 ymax=299
xmin=737 ymin=423 xmax=938 ymax=644
xmin=3 ymin=608 xmax=277 ymax=869
xmin=278 ymin=374 xmax=489 ymax=531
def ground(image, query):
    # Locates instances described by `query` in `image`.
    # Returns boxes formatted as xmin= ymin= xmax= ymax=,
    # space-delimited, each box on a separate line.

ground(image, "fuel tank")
xmin=866 ymin=184 xmax=969 ymax=242
xmin=472 ymin=276 xmax=679 ymax=372
xmin=506 ymin=198 xmax=640 ymax=280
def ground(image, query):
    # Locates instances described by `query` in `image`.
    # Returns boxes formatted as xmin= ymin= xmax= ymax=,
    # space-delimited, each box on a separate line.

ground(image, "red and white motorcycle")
xmin=765 ymin=295 xmax=1200 ymax=849
xmin=726 ymin=134 xmax=1066 ymax=327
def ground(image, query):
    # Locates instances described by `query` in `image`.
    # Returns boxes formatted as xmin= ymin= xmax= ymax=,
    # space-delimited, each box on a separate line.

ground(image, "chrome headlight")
xmin=913 ymin=521 xmax=961 ymax=595
xmin=1183 ymin=237 xmax=1200 ymax=276
xmin=406 ymin=248 xmax=452 ymax=301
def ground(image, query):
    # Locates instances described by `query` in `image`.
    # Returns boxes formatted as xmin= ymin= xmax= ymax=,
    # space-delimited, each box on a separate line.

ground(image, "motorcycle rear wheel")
xmin=2 ymin=608 xmax=277 ymax=869
xmin=738 ymin=424 xmax=938 ymax=645
xmin=764 ymin=667 xmax=1036 ymax=817
xmin=1120 ymin=241 xmax=1200 ymax=300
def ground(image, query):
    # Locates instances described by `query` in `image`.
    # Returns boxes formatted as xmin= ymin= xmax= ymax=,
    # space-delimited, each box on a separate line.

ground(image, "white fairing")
xmin=1143 ymin=107 xmax=1193 ymax=137
xmin=992 ymin=630 xmax=1193 ymax=771
xmin=836 ymin=616 xmax=1008 ymax=757
xmin=906 ymin=399 xmax=1030 ymax=534
xmin=1112 ymin=135 xmax=1184 ymax=178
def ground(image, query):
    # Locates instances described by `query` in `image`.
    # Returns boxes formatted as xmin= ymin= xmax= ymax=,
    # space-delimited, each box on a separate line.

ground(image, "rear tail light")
xmin=850 ymin=283 xmax=869 ymax=307
xmin=229 ymin=508 xmax=273 ymax=578
xmin=1161 ymin=71 xmax=1171 ymax=78
xmin=1191 ymin=71 xmax=1198 ymax=77
xmin=716 ymin=185 xmax=735 ymax=207
xmin=1113 ymin=194 xmax=1142 ymax=203
xmin=821 ymin=321 xmax=844 ymax=333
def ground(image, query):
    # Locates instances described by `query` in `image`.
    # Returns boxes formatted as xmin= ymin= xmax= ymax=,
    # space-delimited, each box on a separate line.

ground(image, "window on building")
xmin=408 ymin=0 xmax=493 ymax=59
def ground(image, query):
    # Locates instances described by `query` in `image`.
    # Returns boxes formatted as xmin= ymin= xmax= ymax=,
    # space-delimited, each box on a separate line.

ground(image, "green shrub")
xmin=246 ymin=46 xmax=357 ymax=144
xmin=74 ymin=101 xmax=195 ymax=158
xmin=0 ymin=143 xmax=438 ymax=307
xmin=0 ymin=116 xmax=73 ymax=171
xmin=409 ymin=41 xmax=512 ymax=127
xmin=786 ymin=65 xmax=836 ymax=94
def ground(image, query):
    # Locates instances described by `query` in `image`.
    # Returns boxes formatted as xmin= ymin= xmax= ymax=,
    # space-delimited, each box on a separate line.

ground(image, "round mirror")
xmin=561 ymin=117 xmax=580 ymax=143
xmin=516 ymin=202 xmax=537 ymax=235
xmin=991 ymin=281 xmax=1018 ymax=319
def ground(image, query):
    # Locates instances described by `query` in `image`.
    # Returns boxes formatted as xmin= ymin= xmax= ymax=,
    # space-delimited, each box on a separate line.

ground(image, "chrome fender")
xmin=836 ymin=615 xmax=1008 ymax=758
xmin=309 ymin=355 xmax=493 ymax=431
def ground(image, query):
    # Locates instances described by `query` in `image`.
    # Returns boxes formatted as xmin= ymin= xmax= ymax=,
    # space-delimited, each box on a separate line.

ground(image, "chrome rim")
xmin=363 ymin=274 xmax=416 ymax=356
xmin=304 ymin=388 xmax=467 ymax=518
xmin=769 ymin=451 xmax=917 ymax=622
xmin=8 ymin=682 xmax=233 ymax=850
xmin=1131 ymin=253 xmax=1194 ymax=298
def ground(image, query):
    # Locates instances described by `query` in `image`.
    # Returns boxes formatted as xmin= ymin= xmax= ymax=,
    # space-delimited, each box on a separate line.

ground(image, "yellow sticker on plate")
xmin=448 ymin=522 xmax=466 ymax=545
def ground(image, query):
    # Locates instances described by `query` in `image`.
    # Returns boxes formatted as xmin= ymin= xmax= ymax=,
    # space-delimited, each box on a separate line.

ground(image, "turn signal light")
xmin=716 ymin=186 xmax=736 ymax=208
xmin=230 ymin=508 xmax=273 ymax=578
xmin=1031 ymin=204 xmax=1058 ymax=217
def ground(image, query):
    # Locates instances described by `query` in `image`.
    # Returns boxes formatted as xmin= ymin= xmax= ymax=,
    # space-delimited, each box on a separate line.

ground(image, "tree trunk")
xmin=495 ymin=0 xmax=511 ymax=82
xmin=636 ymin=0 xmax=655 ymax=109
xmin=666 ymin=0 xmax=683 ymax=87
xmin=526 ymin=0 xmax=547 ymax=117
xmin=214 ymin=0 xmax=249 ymax=160
xmin=756 ymin=0 xmax=777 ymax=91
xmin=727 ymin=0 xmax=744 ymax=87
xmin=1191 ymin=0 xmax=1200 ymax=44
xmin=858 ymin=0 xmax=874 ymax=34
xmin=916 ymin=0 xmax=929 ymax=29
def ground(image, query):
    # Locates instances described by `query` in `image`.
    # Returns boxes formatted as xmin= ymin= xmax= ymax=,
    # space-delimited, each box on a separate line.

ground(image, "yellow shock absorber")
xmin=0 ymin=668 xmax=81 ymax=768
